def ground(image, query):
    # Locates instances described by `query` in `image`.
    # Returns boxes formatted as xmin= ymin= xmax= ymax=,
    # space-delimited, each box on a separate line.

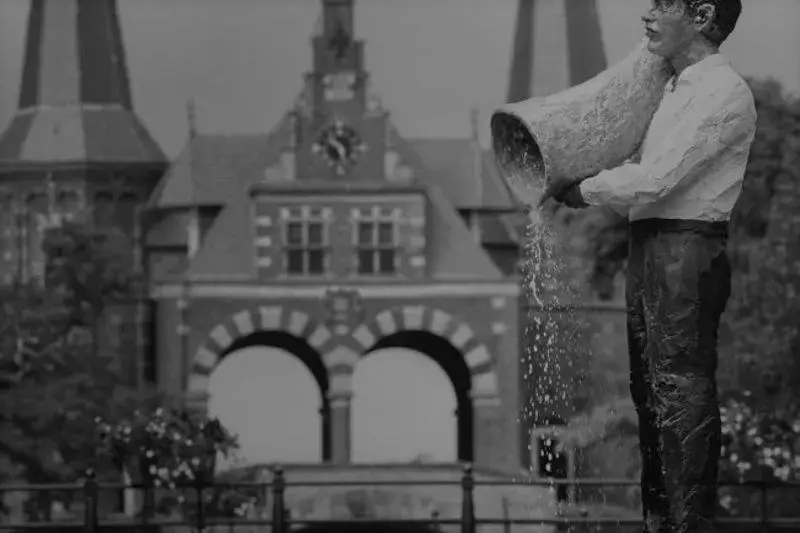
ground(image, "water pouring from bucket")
xmin=490 ymin=40 xmax=672 ymax=212
xmin=490 ymin=40 xmax=672 ymax=450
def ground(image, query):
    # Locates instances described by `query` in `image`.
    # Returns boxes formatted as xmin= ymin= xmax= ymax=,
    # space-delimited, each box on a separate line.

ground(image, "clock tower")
xmin=286 ymin=0 xmax=402 ymax=182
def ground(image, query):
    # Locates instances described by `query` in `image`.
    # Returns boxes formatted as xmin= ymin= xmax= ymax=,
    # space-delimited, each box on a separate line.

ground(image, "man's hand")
xmin=554 ymin=182 xmax=588 ymax=209
xmin=539 ymin=176 xmax=589 ymax=208
xmin=538 ymin=176 xmax=573 ymax=207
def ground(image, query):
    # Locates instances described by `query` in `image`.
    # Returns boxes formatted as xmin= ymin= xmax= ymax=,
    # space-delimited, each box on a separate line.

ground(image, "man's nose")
xmin=642 ymin=13 xmax=654 ymax=24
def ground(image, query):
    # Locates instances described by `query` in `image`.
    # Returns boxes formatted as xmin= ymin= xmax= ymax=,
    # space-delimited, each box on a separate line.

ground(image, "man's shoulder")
xmin=697 ymin=63 xmax=755 ymax=115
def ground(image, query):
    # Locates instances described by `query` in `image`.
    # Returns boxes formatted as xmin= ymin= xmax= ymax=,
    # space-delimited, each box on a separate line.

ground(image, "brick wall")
xmin=154 ymin=288 xmax=523 ymax=473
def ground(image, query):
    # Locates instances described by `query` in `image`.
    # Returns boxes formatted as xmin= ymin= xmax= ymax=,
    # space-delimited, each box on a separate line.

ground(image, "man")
xmin=542 ymin=1 xmax=756 ymax=531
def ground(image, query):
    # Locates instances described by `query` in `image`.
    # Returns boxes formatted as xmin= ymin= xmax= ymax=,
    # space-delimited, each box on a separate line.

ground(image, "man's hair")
xmin=684 ymin=0 xmax=743 ymax=46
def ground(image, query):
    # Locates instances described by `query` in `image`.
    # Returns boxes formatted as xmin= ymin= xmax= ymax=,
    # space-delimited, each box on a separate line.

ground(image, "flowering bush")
xmin=95 ymin=405 xmax=239 ymax=490
xmin=718 ymin=391 xmax=800 ymax=516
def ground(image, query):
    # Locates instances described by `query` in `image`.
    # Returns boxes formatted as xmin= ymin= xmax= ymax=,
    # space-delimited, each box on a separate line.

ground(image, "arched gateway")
xmin=185 ymin=303 xmax=502 ymax=465
xmin=187 ymin=306 xmax=333 ymax=399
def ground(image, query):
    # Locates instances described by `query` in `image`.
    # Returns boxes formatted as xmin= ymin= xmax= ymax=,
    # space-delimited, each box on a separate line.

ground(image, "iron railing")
xmin=0 ymin=465 xmax=798 ymax=531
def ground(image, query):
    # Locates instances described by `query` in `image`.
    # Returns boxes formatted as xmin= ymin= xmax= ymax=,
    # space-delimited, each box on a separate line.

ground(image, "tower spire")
xmin=322 ymin=0 xmax=355 ymax=43
xmin=315 ymin=0 xmax=361 ymax=73
xmin=506 ymin=0 xmax=607 ymax=102
xmin=187 ymin=98 xmax=198 ymax=140
xmin=0 ymin=0 xmax=166 ymax=170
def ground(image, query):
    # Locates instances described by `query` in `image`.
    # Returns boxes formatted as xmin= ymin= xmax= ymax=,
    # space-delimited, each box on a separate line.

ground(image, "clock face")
xmin=312 ymin=120 xmax=367 ymax=174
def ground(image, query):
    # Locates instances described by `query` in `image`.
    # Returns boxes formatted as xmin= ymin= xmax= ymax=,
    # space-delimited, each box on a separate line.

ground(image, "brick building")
xmin=0 ymin=0 xmax=627 ymax=522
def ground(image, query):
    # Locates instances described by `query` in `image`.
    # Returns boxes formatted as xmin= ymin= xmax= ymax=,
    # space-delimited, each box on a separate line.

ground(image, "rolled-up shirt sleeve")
xmin=578 ymin=82 xmax=754 ymax=209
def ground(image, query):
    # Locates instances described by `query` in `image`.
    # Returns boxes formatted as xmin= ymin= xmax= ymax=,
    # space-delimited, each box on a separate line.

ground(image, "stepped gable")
xmin=151 ymin=120 xmax=506 ymax=282
xmin=0 ymin=0 xmax=166 ymax=169
xmin=152 ymin=0 xmax=509 ymax=282
xmin=507 ymin=0 xmax=607 ymax=102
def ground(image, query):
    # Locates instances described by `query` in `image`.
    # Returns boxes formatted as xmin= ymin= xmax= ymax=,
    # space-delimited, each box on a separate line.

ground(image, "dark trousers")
xmin=626 ymin=218 xmax=731 ymax=533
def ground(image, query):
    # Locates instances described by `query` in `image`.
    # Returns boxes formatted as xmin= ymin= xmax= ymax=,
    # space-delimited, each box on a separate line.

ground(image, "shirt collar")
xmin=675 ymin=53 xmax=730 ymax=86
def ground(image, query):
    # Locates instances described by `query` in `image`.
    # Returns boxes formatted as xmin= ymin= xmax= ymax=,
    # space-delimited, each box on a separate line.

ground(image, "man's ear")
xmin=691 ymin=2 xmax=717 ymax=34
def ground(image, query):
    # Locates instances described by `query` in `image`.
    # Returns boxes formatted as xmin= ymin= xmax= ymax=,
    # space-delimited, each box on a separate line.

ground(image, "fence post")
xmin=196 ymin=478 xmax=206 ymax=532
xmin=272 ymin=466 xmax=286 ymax=533
xmin=760 ymin=480 xmax=769 ymax=533
xmin=460 ymin=464 xmax=476 ymax=533
xmin=431 ymin=509 xmax=441 ymax=532
xmin=84 ymin=469 xmax=99 ymax=533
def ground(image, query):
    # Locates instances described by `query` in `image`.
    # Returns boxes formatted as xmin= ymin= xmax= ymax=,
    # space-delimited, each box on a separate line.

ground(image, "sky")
xmin=0 ymin=0 xmax=798 ymax=466
xmin=0 ymin=0 xmax=798 ymax=158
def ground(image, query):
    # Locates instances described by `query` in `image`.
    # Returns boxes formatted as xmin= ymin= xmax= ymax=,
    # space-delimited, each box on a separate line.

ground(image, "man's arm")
xmin=579 ymin=82 xmax=755 ymax=209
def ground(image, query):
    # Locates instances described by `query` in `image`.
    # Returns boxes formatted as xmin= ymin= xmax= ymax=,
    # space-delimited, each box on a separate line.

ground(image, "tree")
xmin=0 ymin=220 xmax=153 ymax=484
xmin=721 ymin=80 xmax=800 ymax=401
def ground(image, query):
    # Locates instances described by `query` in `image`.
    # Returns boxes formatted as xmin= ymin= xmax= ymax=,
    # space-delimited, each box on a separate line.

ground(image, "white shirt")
xmin=579 ymin=53 xmax=757 ymax=222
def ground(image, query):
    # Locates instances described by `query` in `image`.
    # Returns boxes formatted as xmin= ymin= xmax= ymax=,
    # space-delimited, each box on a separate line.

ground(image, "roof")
xmin=0 ymin=0 xmax=166 ymax=170
xmin=0 ymin=106 xmax=166 ymax=169
xmin=149 ymin=115 xmax=291 ymax=209
xmin=148 ymin=134 xmax=274 ymax=209
xmin=151 ymin=116 xmax=511 ymax=282
xmin=406 ymin=139 xmax=516 ymax=210
xmin=18 ymin=0 xmax=133 ymax=110
xmin=392 ymin=135 xmax=507 ymax=280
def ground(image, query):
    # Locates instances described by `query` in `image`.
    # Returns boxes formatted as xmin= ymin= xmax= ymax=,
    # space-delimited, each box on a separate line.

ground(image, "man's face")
xmin=642 ymin=0 xmax=699 ymax=58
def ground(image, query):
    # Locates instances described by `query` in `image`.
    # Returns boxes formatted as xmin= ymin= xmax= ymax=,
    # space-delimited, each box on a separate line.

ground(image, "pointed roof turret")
xmin=506 ymin=0 xmax=607 ymax=102
xmin=0 ymin=0 xmax=166 ymax=170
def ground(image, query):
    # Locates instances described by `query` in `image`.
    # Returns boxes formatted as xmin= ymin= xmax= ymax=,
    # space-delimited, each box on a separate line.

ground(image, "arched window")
xmin=25 ymin=194 xmax=48 ymax=283
xmin=115 ymin=193 xmax=138 ymax=237
xmin=93 ymin=191 xmax=114 ymax=229
xmin=115 ymin=193 xmax=140 ymax=270
xmin=0 ymin=194 xmax=16 ymax=284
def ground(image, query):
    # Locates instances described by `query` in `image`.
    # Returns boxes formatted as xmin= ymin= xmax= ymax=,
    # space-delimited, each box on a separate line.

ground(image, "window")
xmin=356 ymin=215 xmax=398 ymax=275
xmin=284 ymin=214 xmax=328 ymax=275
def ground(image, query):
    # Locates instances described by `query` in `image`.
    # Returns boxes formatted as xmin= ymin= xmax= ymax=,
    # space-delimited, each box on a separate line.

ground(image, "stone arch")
xmin=351 ymin=305 xmax=499 ymax=397
xmin=350 ymin=305 xmax=500 ymax=462
xmin=186 ymin=305 xmax=334 ymax=460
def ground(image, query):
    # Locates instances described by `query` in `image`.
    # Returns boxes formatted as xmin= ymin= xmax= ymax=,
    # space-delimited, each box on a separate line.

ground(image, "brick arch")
xmin=186 ymin=306 xmax=334 ymax=400
xmin=350 ymin=305 xmax=498 ymax=398
xmin=186 ymin=305 xmax=336 ymax=462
